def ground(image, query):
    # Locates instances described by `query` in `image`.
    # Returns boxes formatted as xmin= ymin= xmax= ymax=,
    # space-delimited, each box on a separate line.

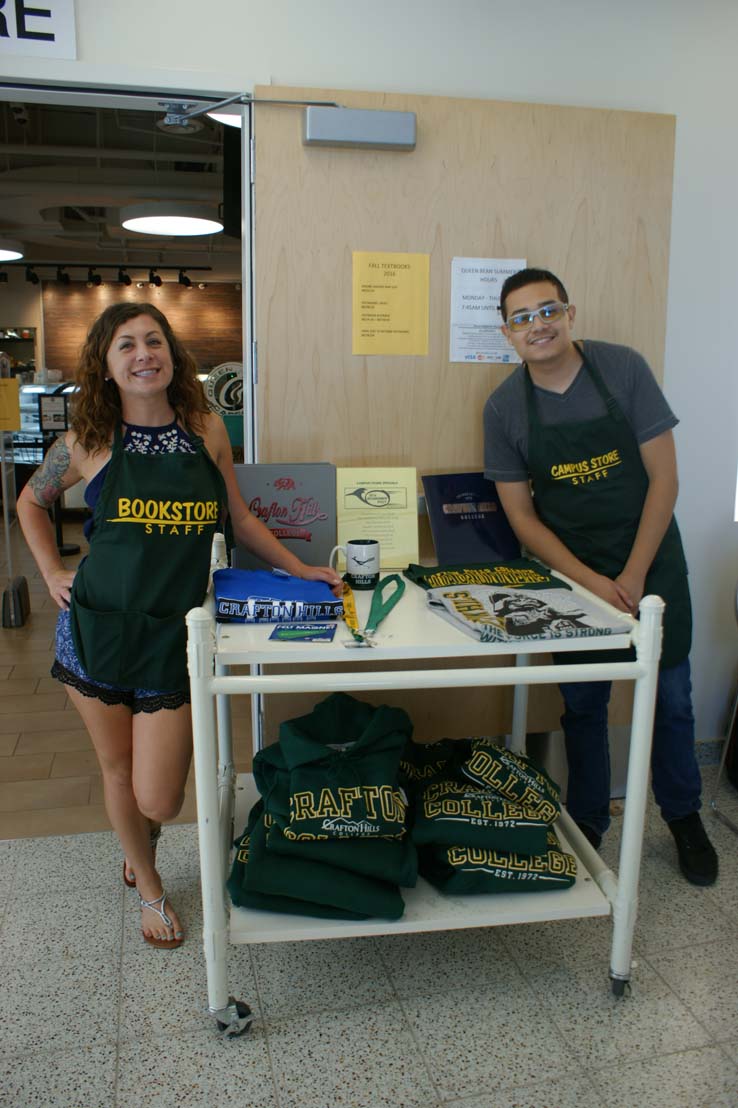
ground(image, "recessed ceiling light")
xmin=0 ymin=238 xmax=24 ymax=262
xmin=121 ymin=203 xmax=223 ymax=237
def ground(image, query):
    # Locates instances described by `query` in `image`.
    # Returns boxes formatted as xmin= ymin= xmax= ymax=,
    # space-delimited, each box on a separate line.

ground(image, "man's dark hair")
xmin=499 ymin=267 xmax=569 ymax=320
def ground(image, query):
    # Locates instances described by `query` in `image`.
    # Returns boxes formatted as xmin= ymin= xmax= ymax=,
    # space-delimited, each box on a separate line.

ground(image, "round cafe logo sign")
xmin=205 ymin=362 xmax=243 ymax=417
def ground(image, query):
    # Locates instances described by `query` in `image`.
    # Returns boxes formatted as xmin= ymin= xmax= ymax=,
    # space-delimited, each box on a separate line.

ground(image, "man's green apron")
xmin=524 ymin=351 xmax=691 ymax=667
xmin=70 ymin=425 xmax=227 ymax=691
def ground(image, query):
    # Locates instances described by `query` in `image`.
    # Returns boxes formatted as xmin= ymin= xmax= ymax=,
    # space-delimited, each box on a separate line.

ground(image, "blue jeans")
xmin=556 ymin=657 xmax=702 ymax=837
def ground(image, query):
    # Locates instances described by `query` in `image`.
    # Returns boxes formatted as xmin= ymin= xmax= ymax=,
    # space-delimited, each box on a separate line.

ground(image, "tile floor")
xmin=1 ymin=518 xmax=736 ymax=1106
xmin=0 ymin=767 xmax=736 ymax=1107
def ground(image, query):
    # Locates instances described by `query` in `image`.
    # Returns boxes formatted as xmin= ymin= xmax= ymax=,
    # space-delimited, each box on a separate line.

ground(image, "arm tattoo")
xmin=29 ymin=438 xmax=72 ymax=508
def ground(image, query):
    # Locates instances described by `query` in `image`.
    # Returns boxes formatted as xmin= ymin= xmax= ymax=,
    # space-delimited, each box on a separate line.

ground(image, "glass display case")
xmin=13 ymin=383 xmax=86 ymax=510
xmin=15 ymin=383 xmax=70 ymax=466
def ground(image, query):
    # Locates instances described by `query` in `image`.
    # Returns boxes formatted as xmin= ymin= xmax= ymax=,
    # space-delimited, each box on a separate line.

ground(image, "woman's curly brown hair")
xmin=70 ymin=302 xmax=211 ymax=453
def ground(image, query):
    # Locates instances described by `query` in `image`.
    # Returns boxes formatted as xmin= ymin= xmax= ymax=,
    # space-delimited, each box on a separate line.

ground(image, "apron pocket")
xmin=71 ymin=597 xmax=188 ymax=691
xmin=70 ymin=599 xmax=126 ymax=686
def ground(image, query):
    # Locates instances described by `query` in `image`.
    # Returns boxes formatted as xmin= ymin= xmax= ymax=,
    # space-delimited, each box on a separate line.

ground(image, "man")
xmin=483 ymin=267 xmax=718 ymax=885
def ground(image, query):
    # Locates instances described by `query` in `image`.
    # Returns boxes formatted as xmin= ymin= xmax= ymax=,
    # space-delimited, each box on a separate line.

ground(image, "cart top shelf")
xmin=213 ymin=574 xmax=637 ymax=666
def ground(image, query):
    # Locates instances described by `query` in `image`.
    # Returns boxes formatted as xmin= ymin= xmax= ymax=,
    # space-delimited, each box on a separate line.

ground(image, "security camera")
xmin=10 ymin=103 xmax=29 ymax=127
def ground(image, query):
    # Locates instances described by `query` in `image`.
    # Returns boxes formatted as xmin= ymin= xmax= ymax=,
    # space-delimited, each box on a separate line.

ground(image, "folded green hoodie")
xmin=257 ymin=693 xmax=412 ymax=840
xmin=419 ymin=828 xmax=576 ymax=894
xmin=266 ymin=823 xmax=418 ymax=887
xmin=460 ymin=739 xmax=561 ymax=823
xmin=412 ymin=777 xmax=550 ymax=855
xmin=228 ymin=802 xmax=405 ymax=919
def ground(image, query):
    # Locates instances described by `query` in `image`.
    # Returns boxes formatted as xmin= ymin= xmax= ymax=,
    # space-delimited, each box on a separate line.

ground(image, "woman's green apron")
xmin=524 ymin=351 xmax=691 ymax=668
xmin=70 ymin=425 xmax=227 ymax=691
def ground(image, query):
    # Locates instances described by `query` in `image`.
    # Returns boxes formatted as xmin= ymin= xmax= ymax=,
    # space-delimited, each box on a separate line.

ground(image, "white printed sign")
xmin=449 ymin=256 xmax=526 ymax=364
xmin=0 ymin=0 xmax=77 ymax=59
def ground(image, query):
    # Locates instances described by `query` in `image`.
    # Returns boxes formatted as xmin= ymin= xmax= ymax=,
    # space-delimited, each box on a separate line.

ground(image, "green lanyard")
xmin=343 ymin=575 xmax=405 ymax=646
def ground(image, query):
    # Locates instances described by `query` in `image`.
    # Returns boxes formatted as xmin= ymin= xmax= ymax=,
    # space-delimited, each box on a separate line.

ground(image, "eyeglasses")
xmin=506 ymin=302 xmax=570 ymax=332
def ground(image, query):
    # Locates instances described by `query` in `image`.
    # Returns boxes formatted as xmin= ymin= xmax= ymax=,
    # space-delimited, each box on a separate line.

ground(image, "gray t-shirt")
xmin=483 ymin=340 xmax=678 ymax=483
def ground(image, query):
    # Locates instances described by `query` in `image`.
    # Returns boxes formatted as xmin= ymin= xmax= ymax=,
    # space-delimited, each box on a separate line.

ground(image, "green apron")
xmin=70 ymin=424 xmax=227 ymax=691
xmin=524 ymin=352 xmax=691 ymax=667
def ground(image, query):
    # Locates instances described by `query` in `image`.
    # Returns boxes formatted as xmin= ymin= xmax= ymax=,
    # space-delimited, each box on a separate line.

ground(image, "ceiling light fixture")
xmin=0 ymin=238 xmax=24 ymax=262
xmin=121 ymin=203 xmax=223 ymax=237
xmin=56 ymin=266 xmax=70 ymax=285
xmin=118 ymin=267 xmax=132 ymax=286
xmin=25 ymin=265 xmax=39 ymax=285
xmin=87 ymin=267 xmax=102 ymax=287
xmin=207 ymin=109 xmax=243 ymax=129
xmin=178 ymin=269 xmax=192 ymax=288
xmin=148 ymin=268 xmax=162 ymax=288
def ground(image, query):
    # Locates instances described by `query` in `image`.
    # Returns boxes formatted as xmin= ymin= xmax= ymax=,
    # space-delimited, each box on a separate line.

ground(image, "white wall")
xmin=2 ymin=0 xmax=736 ymax=737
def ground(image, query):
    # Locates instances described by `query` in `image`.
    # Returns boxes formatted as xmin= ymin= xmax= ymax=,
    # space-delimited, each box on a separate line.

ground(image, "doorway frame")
xmin=0 ymin=80 xmax=256 ymax=460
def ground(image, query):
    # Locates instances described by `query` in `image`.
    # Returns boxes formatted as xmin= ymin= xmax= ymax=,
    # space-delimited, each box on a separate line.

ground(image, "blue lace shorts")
xmin=52 ymin=610 xmax=189 ymax=714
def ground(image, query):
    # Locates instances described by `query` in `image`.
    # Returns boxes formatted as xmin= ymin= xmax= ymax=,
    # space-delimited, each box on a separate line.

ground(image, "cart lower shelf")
xmin=228 ymin=773 xmax=612 ymax=945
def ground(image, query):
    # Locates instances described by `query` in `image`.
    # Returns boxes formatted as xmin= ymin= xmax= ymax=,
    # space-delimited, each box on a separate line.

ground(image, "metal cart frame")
xmin=186 ymin=585 xmax=663 ymax=1037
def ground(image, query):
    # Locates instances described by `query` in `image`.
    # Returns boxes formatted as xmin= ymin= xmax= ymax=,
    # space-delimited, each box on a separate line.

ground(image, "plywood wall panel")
xmin=254 ymin=86 xmax=674 ymax=477
xmin=42 ymin=282 xmax=242 ymax=379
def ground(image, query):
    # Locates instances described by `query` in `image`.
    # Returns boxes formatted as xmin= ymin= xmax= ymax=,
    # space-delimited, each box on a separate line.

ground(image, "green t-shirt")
xmin=404 ymin=559 xmax=570 ymax=592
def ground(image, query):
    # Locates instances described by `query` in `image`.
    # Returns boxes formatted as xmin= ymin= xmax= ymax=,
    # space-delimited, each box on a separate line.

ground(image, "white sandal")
xmin=139 ymin=890 xmax=184 ymax=949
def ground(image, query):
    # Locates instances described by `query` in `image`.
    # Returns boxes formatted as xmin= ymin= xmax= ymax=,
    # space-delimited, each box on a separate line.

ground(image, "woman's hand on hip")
xmin=45 ymin=568 xmax=76 ymax=609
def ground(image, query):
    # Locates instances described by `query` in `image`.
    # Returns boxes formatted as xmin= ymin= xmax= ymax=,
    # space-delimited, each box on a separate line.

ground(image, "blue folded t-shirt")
xmin=213 ymin=568 xmax=344 ymax=623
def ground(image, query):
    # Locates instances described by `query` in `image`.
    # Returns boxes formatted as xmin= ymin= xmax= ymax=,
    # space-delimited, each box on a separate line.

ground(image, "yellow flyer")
xmin=336 ymin=467 xmax=419 ymax=568
xmin=0 ymin=378 xmax=20 ymax=431
xmin=352 ymin=251 xmax=429 ymax=356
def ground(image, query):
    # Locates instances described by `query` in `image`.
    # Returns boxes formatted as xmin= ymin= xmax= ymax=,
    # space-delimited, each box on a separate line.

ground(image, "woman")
xmin=17 ymin=303 xmax=341 ymax=949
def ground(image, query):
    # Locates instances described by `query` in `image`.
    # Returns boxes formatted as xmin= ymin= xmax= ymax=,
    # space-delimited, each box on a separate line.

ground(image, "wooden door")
xmin=246 ymin=84 xmax=674 ymax=750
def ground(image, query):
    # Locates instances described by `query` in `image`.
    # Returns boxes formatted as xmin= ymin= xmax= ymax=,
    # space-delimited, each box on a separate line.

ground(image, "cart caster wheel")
xmin=215 ymin=999 xmax=253 ymax=1038
xmin=611 ymin=978 xmax=630 ymax=998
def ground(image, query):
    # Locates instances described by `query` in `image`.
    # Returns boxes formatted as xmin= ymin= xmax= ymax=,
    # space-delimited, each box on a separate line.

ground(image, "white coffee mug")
xmin=330 ymin=538 xmax=380 ymax=590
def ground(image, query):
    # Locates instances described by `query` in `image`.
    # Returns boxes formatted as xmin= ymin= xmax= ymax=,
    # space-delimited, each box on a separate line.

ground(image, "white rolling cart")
xmin=186 ymin=578 xmax=663 ymax=1038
